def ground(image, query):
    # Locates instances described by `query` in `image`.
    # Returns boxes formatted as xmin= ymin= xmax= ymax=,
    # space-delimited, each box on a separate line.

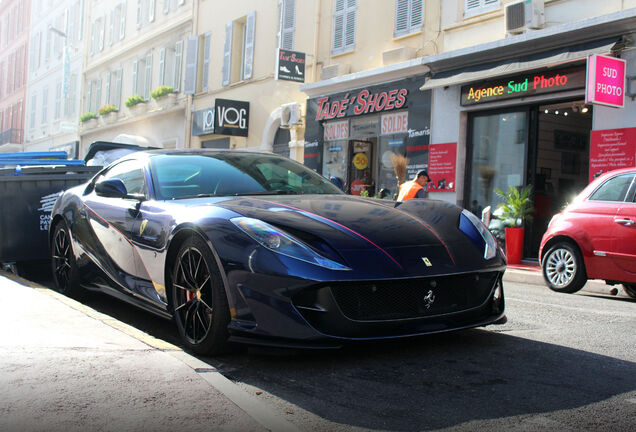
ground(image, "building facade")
xmin=78 ymin=0 xmax=194 ymax=154
xmin=24 ymin=0 xmax=84 ymax=157
xmin=0 ymin=0 xmax=30 ymax=152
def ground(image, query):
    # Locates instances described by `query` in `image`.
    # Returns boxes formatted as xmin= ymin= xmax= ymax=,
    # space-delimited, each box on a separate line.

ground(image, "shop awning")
xmin=420 ymin=38 xmax=620 ymax=91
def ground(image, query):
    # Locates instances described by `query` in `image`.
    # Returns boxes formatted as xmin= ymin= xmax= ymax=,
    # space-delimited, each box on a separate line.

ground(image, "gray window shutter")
xmin=242 ymin=11 xmax=255 ymax=80
xmin=332 ymin=0 xmax=344 ymax=53
xmin=280 ymin=0 xmax=295 ymax=50
xmin=394 ymin=0 xmax=408 ymax=35
xmin=184 ymin=35 xmax=198 ymax=94
xmin=222 ymin=22 xmax=232 ymax=86
xmin=105 ymin=71 xmax=111 ymax=105
xmin=109 ymin=9 xmax=114 ymax=45
xmin=144 ymin=52 xmax=152 ymax=99
xmin=202 ymin=32 xmax=211 ymax=92
xmin=158 ymin=47 xmax=165 ymax=85
xmin=120 ymin=2 xmax=127 ymax=40
xmin=344 ymin=0 xmax=356 ymax=49
xmin=95 ymin=78 xmax=101 ymax=111
xmin=174 ymin=40 xmax=183 ymax=91
xmin=132 ymin=60 xmax=138 ymax=95
xmin=149 ymin=0 xmax=155 ymax=22
xmin=410 ymin=0 xmax=423 ymax=30
xmin=99 ymin=15 xmax=105 ymax=51
xmin=114 ymin=68 xmax=122 ymax=109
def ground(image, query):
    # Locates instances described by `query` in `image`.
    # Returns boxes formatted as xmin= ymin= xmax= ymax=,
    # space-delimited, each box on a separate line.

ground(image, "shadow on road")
xmin=17 ymin=271 xmax=636 ymax=431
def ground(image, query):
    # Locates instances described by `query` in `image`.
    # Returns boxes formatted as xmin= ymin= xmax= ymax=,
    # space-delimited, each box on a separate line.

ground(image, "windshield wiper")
xmin=231 ymin=190 xmax=299 ymax=196
xmin=172 ymin=193 xmax=217 ymax=200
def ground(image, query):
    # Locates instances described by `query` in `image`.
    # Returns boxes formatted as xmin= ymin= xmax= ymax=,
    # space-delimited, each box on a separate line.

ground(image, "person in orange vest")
xmin=397 ymin=170 xmax=429 ymax=201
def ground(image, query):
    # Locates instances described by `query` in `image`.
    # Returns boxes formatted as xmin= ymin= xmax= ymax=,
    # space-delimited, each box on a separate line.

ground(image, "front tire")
xmin=170 ymin=235 xmax=230 ymax=355
xmin=542 ymin=242 xmax=587 ymax=293
xmin=623 ymin=284 xmax=636 ymax=299
xmin=51 ymin=221 xmax=82 ymax=297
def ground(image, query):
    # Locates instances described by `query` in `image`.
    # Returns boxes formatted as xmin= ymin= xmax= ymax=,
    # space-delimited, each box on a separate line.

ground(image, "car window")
xmin=99 ymin=159 xmax=148 ymax=197
xmin=150 ymin=153 xmax=343 ymax=200
xmin=588 ymin=174 xmax=635 ymax=202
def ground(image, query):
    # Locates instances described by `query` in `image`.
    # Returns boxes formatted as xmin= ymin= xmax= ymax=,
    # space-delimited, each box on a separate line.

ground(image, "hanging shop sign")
xmin=460 ymin=66 xmax=587 ymax=106
xmin=192 ymin=107 xmax=215 ymax=136
xmin=324 ymin=120 xmax=349 ymax=141
xmin=586 ymin=54 xmax=626 ymax=108
xmin=275 ymin=49 xmax=306 ymax=83
xmin=214 ymin=99 xmax=249 ymax=137
xmin=589 ymin=128 xmax=636 ymax=182
xmin=428 ymin=142 xmax=457 ymax=192
xmin=381 ymin=111 xmax=408 ymax=135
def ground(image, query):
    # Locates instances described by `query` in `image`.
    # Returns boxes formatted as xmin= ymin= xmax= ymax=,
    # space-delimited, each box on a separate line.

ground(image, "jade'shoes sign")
xmin=586 ymin=54 xmax=626 ymax=108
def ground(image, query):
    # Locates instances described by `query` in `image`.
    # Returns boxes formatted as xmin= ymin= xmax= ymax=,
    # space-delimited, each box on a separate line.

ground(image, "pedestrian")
xmin=397 ymin=170 xmax=429 ymax=201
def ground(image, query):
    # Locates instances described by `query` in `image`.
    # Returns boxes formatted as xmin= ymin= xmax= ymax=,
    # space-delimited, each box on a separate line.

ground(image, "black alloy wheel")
xmin=51 ymin=221 xmax=81 ymax=297
xmin=171 ymin=235 xmax=230 ymax=355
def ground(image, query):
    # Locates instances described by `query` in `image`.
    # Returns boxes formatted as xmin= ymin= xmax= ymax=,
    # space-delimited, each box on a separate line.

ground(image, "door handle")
xmin=614 ymin=218 xmax=635 ymax=226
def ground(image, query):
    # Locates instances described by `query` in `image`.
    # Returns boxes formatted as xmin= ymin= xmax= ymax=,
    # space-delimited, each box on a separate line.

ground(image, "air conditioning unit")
xmin=280 ymin=102 xmax=302 ymax=128
xmin=505 ymin=0 xmax=544 ymax=34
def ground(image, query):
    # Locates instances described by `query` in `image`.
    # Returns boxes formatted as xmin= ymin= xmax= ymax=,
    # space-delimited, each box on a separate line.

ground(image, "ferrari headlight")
xmin=459 ymin=210 xmax=497 ymax=260
xmin=231 ymin=217 xmax=350 ymax=270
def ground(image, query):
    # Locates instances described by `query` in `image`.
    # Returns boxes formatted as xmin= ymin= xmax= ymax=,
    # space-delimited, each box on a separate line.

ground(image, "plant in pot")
xmin=125 ymin=94 xmax=146 ymax=114
xmin=79 ymin=112 xmax=97 ymax=127
xmin=150 ymin=85 xmax=175 ymax=108
xmin=494 ymin=184 xmax=533 ymax=265
xmin=98 ymin=104 xmax=118 ymax=122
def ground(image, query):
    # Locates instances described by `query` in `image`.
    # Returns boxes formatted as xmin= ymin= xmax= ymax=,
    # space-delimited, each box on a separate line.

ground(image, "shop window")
xmin=332 ymin=0 xmax=356 ymax=55
xmin=394 ymin=0 xmax=423 ymax=38
xmin=464 ymin=0 xmax=499 ymax=18
xmin=222 ymin=12 xmax=256 ymax=86
xmin=277 ymin=0 xmax=295 ymax=50
xmin=273 ymin=127 xmax=291 ymax=158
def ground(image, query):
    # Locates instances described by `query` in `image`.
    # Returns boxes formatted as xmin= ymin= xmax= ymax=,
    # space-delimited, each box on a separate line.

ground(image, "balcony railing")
xmin=0 ymin=129 xmax=23 ymax=145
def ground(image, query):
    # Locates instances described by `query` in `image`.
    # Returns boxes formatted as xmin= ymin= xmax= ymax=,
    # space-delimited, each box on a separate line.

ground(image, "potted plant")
xmin=125 ymin=94 xmax=146 ymax=115
xmin=150 ymin=85 xmax=176 ymax=109
xmin=79 ymin=112 xmax=97 ymax=128
xmin=494 ymin=185 xmax=533 ymax=264
xmin=97 ymin=104 xmax=118 ymax=123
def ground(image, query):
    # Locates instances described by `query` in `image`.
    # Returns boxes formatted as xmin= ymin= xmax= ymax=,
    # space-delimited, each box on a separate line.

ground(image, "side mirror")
xmin=95 ymin=178 xmax=127 ymax=198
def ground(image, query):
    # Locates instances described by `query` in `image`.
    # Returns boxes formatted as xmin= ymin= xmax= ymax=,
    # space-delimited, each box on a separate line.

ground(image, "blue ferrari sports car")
xmin=50 ymin=150 xmax=506 ymax=354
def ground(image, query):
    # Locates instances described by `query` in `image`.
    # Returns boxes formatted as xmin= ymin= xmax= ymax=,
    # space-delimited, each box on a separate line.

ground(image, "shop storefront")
xmin=304 ymin=77 xmax=432 ymax=198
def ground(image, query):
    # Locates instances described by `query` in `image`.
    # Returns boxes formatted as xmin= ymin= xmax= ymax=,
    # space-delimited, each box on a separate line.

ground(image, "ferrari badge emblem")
xmin=422 ymin=257 xmax=432 ymax=267
xmin=139 ymin=219 xmax=148 ymax=236
xmin=423 ymin=290 xmax=435 ymax=309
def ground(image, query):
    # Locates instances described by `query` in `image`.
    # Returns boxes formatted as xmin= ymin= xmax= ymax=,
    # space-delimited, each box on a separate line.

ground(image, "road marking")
xmin=1 ymin=272 xmax=301 ymax=432
xmin=506 ymin=296 xmax=636 ymax=318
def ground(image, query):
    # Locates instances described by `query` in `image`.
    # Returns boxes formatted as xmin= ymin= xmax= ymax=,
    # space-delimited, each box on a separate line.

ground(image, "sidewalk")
xmin=0 ymin=273 xmax=297 ymax=432
xmin=504 ymin=262 xmax=614 ymax=295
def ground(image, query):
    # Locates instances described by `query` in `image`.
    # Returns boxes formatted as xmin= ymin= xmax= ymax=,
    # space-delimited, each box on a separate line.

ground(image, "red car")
xmin=539 ymin=168 xmax=636 ymax=298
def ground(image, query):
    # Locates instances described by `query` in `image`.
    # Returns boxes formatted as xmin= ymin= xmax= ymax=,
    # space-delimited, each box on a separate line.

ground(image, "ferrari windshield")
xmin=149 ymin=152 xmax=343 ymax=200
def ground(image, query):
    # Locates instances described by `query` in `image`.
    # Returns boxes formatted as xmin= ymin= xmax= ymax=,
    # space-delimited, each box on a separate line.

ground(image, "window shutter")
xmin=136 ymin=0 xmax=142 ymax=28
xmin=99 ymin=16 xmax=105 ymax=51
xmin=332 ymin=0 xmax=344 ymax=53
xmin=109 ymin=9 xmax=114 ymax=46
xmin=465 ymin=0 xmax=480 ymax=13
xmin=344 ymin=0 xmax=356 ymax=49
xmin=54 ymin=81 xmax=61 ymax=120
xmin=144 ymin=53 xmax=152 ymax=99
xmin=149 ymin=0 xmax=155 ymax=22
xmin=42 ymin=86 xmax=48 ymax=122
xmin=120 ymin=2 xmax=127 ymax=40
xmin=86 ymin=80 xmax=92 ymax=113
xmin=132 ymin=60 xmax=138 ymax=95
xmin=281 ymin=0 xmax=295 ymax=50
xmin=95 ymin=78 xmax=101 ymax=111
xmin=105 ymin=71 xmax=111 ymax=105
xmin=173 ymin=40 xmax=183 ymax=91
xmin=158 ymin=47 xmax=165 ymax=85
xmin=163 ymin=0 xmax=169 ymax=14
xmin=242 ymin=11 xmax=256 ymax=80
xmin=202 ymin=32 xmax=211 ymax=92
xmin=410 ymin=0 xmax=423 ymax=30
xmin=395 ymin=0 xmax=408 ymax=35
xmin=178 ymin=0 xmax=185 ymax=5
xmin=30 ymin=94 xmax=36 ymax=129
xmin=89 ymin=22 xmax=94 ymax=55
xmin=114 ymin=68 xmax=122 ymax=109
xmin=183 ymin=36 xmax=198 ymax=94
xmin=222 ymin=22 xmax=232 ymax=86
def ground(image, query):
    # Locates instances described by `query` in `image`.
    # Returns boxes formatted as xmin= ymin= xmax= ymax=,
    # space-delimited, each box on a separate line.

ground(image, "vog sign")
xmin=214 ymin=99 xmax=249 ymax=137
xmin=586 ymin=54 xmax=626 ymax=108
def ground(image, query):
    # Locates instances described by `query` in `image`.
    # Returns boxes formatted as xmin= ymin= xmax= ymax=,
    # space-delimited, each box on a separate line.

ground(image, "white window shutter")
xmin=163 ymin=0 xmax=169 ymax=14
xmin=99 ymin=16 xmax=105 ymax=51
xmin=242 ymin=11 xmax=255 ymax=80
xmin=178 ymin=0 xmax=185 ymax=5
xmin=183 ymin=36 xmax=198 ymax=94
xmin=109 ymin=9 xmax=114 ymax=45
xmin=119 ymin=2 xmax=126 ymax=39
xmin=144 ymin=53 xmax=152 ymax=99
xmin=132 ymin=60 xmax=138 ymax=95
xmin=174 ymin=40 xmax=183 ymax=91
xmin=54 ymin=81 xmax=61 ymax=120
xmin=105 ymin=71 xmax=111 ymax=105
xmin=90 ymin=21 xmax=95 ymax=55
xmin=136 ymin=0 xmax=142 ymax=28
xmin=95 ymin=79 xmax=101 ymax=111
xmin=114 ymin=68 xmax=122 ymax=109
xmin=149 ymin=0 xmax=155 ymax=22
xmin=86 ymin=81 xmax=92 ymax=113
xmin=158 ymin=47 xmax=165 ymax=85
xmin=202 ymin=32 xmax=211 ymax=92
xmin=281 ymin=0 xmax=295 ymax=50
xmin=222 ymin=22 xmax=232 ymax=86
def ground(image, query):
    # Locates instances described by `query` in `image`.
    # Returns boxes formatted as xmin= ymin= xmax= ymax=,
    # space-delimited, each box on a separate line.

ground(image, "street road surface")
xmin=2 ymin=271 xmax=635 ymax=431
